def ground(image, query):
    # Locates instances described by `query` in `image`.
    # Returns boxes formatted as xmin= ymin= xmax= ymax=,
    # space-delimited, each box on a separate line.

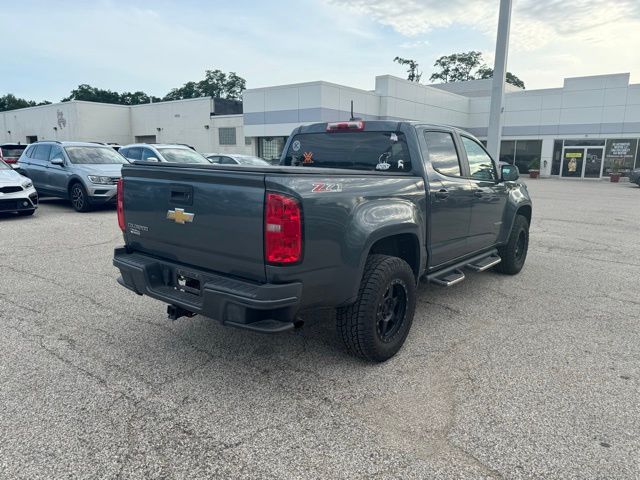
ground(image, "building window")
xmin=514 ymin=140 xmax=542 ymax=174
xmin=603 ymin=139 xmax=638 ymax=175
xmin=499 ymin=140 xmax=516 ymax=164
xmin=259 ymin=137 xmax=287 ymax=162
xmin=218 ymin=127 xmax=237 ymax=145
xmin=551 ymin=140 xmax=563 ymax=175
xmin=245 ymin=137 xmax=252 ymax=146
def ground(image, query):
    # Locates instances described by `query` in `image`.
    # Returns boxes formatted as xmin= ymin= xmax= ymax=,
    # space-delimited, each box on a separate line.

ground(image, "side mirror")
xmin=501 ymin=164 xmax=519 ymax=182
xmin=50 ymin=157 xmax=64 ymax=166
xmin=146 ymin=157 xmax=159 ymax=162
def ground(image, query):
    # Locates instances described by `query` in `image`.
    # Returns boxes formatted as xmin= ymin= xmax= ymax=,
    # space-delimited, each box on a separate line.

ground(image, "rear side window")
xmin=24 ymin=145 xmax=36 ymax=158
xmin=424 ymin=131 xmax=461 ymax=176
xmin=125 ymin=147 xmax=142 ymax=161
xmin=461 ymin=136 xmax=497 ymax=181
xmin=282 ymin=131 xmax=411 ymax=172
xmin=34 ymin=144 xmax=52 ymax=161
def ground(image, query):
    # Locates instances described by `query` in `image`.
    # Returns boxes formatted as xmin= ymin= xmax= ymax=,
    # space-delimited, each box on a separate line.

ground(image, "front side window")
xmin=219 ymin=156 xmax=237 ymax=165
xmin=424 ymin=131 xmax=461 ymax=176
xmin=64 ymin=146 xmax=128 ymax=164
xmin=141 ymin=148 xmax=158 ymax=161
xmin=461 ymin=136 xmax=496 ymax=181
xmin=49 ymin=145 xmax=64 ymax=162
xmin=155 ymin=148 xmax=210 ymax=164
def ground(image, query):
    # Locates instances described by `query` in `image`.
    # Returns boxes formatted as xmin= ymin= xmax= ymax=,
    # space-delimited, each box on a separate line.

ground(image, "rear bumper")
xmin=113 ymin=247 xmax=302 ymax=332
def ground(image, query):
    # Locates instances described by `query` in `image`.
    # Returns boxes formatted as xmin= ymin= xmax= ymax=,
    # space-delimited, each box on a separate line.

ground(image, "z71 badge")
xmin=312 ymin=183 xmax=342 ymax=193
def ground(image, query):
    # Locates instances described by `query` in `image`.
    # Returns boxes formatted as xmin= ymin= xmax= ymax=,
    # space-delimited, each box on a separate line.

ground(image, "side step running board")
xmin=426 ymin=249 xmax=500 ymax=288
xmin=467 ymin=255 xmax=501 ymax=272
xmin=431 ymin=269 xmax=465 ymax=287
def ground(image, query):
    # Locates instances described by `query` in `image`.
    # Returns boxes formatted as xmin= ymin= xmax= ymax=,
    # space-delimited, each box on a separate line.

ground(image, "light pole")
xmin=486 ymin=0 xmax=513 ymax=162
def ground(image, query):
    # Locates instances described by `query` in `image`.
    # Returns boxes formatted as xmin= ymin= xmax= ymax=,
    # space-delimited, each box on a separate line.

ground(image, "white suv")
xmin=119 ymin=144 xmax=210 ymax=164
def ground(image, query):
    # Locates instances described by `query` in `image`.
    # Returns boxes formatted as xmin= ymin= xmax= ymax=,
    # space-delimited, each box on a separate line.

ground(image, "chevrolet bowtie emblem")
xmin=167 ymin=208 xmax=194 ymax=224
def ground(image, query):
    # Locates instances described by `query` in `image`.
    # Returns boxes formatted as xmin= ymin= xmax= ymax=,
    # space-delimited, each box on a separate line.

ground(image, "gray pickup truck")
xmin=113 ymin=120 xmax=532 ymax=362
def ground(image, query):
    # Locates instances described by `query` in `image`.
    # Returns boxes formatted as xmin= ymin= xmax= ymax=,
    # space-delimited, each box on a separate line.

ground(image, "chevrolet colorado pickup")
xmin=113 ymin=120 xmax=532 ymax=362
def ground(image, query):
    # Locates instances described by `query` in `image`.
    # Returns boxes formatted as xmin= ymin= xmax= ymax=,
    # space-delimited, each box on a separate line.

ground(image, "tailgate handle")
xmin=170 ymin=185 xmax=193 ymax=205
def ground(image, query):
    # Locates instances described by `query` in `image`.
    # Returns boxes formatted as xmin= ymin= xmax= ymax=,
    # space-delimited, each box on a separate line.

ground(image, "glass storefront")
xmin=498 ymin=139 xmax=542 ymax=174
xmin=553 ymin=138 xmax=639 ymax=178
xmin=603 ymin=139 xmax=638 ymax=175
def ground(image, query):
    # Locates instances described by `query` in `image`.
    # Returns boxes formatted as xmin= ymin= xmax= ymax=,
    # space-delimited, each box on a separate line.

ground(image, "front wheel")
xmin=496 ymin=214 xmax=529 ymax=275
xmin=70 ymin=182 xmax=92 ymax=212
xmin=336 ymin=255 xmax=416 ymax=362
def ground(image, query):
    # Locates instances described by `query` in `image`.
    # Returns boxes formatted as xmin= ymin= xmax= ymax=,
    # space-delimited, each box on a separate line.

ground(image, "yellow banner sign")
xmin=565 ymin=152 xmax=583 ymax=158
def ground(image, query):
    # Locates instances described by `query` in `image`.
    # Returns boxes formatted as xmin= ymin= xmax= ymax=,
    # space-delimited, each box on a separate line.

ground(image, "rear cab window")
xmin=282 ymin=130 xmax=412 ymax=172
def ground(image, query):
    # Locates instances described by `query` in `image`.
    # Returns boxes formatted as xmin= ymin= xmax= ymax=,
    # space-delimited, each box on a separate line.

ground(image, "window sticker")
xmin=292 ymin=140 xmax=301 ymax=152
xmin=303 ymin=152 xmax=314 ymax=164
xmin=376 ymin=152 xmax=391 ymax=171
xmin=390 ymin=133 xmax=398 ymax=143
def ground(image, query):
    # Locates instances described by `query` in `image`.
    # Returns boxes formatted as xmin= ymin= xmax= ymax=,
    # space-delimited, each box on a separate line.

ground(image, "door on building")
xmin=561 ymin=147 xmax=604 ymax=178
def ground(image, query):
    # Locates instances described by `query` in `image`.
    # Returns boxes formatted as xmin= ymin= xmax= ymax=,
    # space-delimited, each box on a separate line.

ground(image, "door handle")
xmin=435 ymin=189 xmax=449 ymax=199
xmin=473 ymin=189 xmax=484 ymax=197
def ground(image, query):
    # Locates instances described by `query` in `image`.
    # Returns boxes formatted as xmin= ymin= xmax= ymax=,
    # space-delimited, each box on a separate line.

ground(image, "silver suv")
xmin=119 ymin=144 xmax=210 ymax=164
xmin=17 ymin=141 xmax=128 ymax=212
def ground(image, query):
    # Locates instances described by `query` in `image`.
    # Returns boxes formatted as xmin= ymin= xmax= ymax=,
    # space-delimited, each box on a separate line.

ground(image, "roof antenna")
xmin=349 ymin=100 xmax=363 ymax=122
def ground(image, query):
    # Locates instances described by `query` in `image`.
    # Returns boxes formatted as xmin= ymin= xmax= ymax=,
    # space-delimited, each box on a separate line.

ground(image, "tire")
xmin=17 ymin=209 xmax=35 ymax=216
xmin=69 ymin=182 xmax=92 ymax=212
xmin=496 ymin=214 xmax=529 ymax=275
xmin=336 ymin=255 xmax=416 ymax=362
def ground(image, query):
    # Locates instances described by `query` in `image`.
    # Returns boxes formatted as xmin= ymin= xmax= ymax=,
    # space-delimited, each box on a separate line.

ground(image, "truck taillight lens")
xmin=117 ymin=179 xmax=125 ymax=232
xmin=265 ymin=192 xmax=301 ymax=264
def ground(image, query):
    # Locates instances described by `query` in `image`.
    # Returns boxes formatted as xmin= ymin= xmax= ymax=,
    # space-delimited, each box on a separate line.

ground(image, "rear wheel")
xmin=336 ymin=255 xmax=416 ymax=362
xmin=70 ymin=182 xmax=92 ymax=212
xmin=496 ymin=214 xmax=529 ymax=274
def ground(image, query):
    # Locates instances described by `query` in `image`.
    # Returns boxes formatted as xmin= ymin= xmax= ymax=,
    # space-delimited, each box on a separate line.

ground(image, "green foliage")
xmin=0 ymin=94 xmax=50 ymax=112
xmin=428 ymin=51 xmax=525 ymax=89
xmin=163 ymin=69 xmax=246 ymax=101
xmin=1 ymin=68 xmax=246 ymax=111
xmin=430 ymin=51 xmax=483 ymax=83
xmin=393 ymin=57 xmax=422 ymax=82
xmin=529 ymin=157 xmax=540 ymax=170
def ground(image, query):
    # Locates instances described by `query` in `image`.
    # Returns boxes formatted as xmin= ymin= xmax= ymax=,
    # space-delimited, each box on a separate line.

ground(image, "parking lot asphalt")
xmin=0 ymin=179 xmax=639 ymax=479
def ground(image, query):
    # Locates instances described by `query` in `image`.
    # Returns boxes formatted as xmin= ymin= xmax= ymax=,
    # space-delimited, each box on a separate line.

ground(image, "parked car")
xmin=113 ymin=120 xmax=532 ymax=362
xmin=204 ymin=153 xmax=271 ymax=166
xmin=629 ymin=168 xmax=640 ymax=186
xmin=0 ymin=159 xmax=38 ymax=216
xmin=17 ymin=141 xmax=127 ymax=212
xmin=1 ymin=143 xmax=28 ymax=168
xmin=119 ymin=144 xmax=210 ymax=164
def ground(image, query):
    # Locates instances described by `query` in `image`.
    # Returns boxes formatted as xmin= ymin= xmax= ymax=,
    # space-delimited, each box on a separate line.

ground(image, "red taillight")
xmin=265 ymin=192 xmax=301 ymax=264
xmin=5 ymin=158 xmax=17 ymax=164
xmin=117 ymin=179 xmax=125 ymax=232
xmin=326 ymin=120 xmax=365 ymax=132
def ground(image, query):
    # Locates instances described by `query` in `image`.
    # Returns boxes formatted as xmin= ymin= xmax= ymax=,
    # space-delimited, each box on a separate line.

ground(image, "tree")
xmin=430 ymin=51 xmax=483 ymax=83
xmin=429 ymin=51 xmax=525 ymax=89
xmin=119 ymin=91 xmax=162 ymax=105
xmin=476 ymin=66 xmax=525 ymax=89
xmin=393 ymin=57 xmax=422 ymax=82
xmin=62 ymin=84 xmax=121 ymax=104
xmin=163 ymin=69 xmax=246 ymax=101
xmin=0 ymin=94 xmax=50 ymax=112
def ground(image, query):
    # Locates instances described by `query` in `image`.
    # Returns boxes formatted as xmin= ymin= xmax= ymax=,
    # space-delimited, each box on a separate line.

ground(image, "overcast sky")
xmin=3 ymin=0 xmax=639 ymax=102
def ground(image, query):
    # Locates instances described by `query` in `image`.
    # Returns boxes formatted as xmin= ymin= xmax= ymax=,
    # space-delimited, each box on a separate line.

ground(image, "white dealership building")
xmin=2 ymin=72 xmax=639 ymax=178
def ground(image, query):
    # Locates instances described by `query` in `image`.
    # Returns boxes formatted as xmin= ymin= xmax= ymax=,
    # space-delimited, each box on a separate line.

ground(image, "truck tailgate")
xmin=122 ymin=165 xmax=266 ymax=283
